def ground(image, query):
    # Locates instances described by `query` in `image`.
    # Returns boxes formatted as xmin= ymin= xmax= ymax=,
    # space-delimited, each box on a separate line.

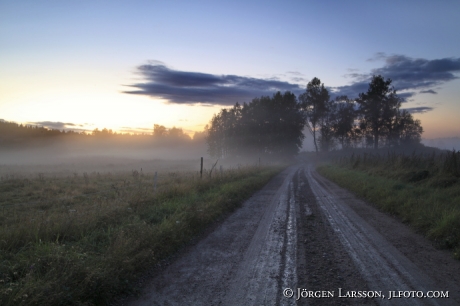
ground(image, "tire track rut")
xmin=125 ymin=164 xmax=459 ymax=305
xmin=295 ymin=167 xmax=376 ymax=305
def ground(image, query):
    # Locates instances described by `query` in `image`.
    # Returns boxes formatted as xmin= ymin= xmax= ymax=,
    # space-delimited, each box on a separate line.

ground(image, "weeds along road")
xmin=127 ymin=164 xmax=460 ymax=306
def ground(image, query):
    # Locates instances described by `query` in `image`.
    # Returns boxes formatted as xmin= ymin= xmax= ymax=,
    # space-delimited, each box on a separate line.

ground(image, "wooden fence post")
xmin=200 ymin=157 xmax=203 ymax=178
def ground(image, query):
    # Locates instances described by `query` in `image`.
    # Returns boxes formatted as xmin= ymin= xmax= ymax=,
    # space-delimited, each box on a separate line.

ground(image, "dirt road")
xmin=127 ymin=164 xmax=460 ymax=305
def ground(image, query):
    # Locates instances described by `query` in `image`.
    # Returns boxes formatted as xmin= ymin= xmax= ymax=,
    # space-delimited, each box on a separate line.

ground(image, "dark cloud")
xmin=398 ymin=92 xmax=416 ymax=102
xmin=420 ymin=89 xmax=437 ymax=94
xmin=124 ymin=62 xmax=303 ymax=105
xmin=330 ymin=81 xmax=369 ymax=99
xmin=332 ymin=54 xmax=460 ymax=113
xmin=370 ymin=55 xmax=460 ymax=91
xmin=402 ymin=107 xmax=434 ymax=114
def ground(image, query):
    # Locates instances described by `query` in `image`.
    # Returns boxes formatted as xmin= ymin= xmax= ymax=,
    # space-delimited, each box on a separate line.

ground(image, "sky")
xmin=1 ymin=0 xmax=459 ymax=143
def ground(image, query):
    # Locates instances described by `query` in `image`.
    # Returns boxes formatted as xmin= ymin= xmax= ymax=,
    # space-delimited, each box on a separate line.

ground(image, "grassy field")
xmin=317 ymin=150 xmax=460 ymax=260
xmin=0 ymin=161 xmax=284 ymax=305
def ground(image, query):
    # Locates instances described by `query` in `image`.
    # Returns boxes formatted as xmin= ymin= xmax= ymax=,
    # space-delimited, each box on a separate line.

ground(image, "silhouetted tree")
xmin=169 ymin=127 xmax=191 ymax=140
xmin=393 ymin=110 xmax=423 ymax=146
xmin=332 ymin=95 xmax=356 ymax=149
xmin=92 ymin=128 xmax=114 ymax=137
xmin=356 ymin=75 xmax=402 ymax=150
xmin=299 ymin=77 xmax=329 ymax=153
xmin=319 ymin=99 xmax=336 ymax=152
xmin=206 ymin=105 xmax=242 ymax=158
xmin=206 ymin=91 xmax=306 ymax=159
xmin=153 ymin=124 xmax=167 ymax=137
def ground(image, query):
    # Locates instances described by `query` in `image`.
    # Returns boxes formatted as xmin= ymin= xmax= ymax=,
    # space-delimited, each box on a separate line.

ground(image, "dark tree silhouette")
xmin=206 ymin=91 xmax=306 ymax=159
xmin=206 ymin=105 xmax=241 ymax=158
xmin=169 ymin=127 xmax=191 ymax=140
xmin=332 ymin=95 xmax=356 ymax=149
xmin=356 ymin=75 xmax=402 ymax=150
xmin=153 ymin=124 xmax=167 ymax=137
xmin=319 ymin=99 xmax=336 ymax=152
xmin=393 ymin=110 xmax=424 ymax=146
xmin=92 ymin=128 xmax=114 ymax=137
xmin=299 ymin=77 xmax=329 ymax=153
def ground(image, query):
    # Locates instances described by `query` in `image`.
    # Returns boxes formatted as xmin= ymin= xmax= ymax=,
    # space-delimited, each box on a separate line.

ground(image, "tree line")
xmin=0 ymin=120 xmax=204 ymax=147
xmin=206 ymin=75 xmax=423 ymax=158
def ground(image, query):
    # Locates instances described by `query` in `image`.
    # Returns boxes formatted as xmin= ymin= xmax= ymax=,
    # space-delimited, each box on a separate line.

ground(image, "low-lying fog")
xmin=0 ymin=138 xmax=213 ymax=177
xmin=0 ymin=139 xmax=270 ymax=178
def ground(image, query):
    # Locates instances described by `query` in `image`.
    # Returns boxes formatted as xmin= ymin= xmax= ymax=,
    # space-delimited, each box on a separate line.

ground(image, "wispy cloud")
xmin=123 ymin=61 xmax=303 ymax=105
xmin=286 ymin=71 xmax=305 ymax=76
xmin=420 ymin=89 xmax=437 ymax=94
xmin=290 ymin=77 xmax=307 ymax=83
xmin=402 ymin=107 xmax=434 ymax=114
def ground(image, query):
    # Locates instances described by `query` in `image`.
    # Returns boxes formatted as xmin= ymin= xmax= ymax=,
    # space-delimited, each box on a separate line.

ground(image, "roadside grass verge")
xmin=0 ymin=165 xmax=284 ymax=305
xmin=317 ymin=150 xmax=460 ymax=260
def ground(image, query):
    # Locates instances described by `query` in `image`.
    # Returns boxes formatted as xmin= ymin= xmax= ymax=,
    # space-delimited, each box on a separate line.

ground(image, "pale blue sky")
xmin=1 ymin=0 xmax=459 ymax=139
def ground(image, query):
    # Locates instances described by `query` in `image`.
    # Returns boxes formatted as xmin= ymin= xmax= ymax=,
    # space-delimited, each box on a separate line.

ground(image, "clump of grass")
xmin=317 ymin=150 xmax=460 ymax=259
xmin=0 ymin=164 xmax=284 ymax=305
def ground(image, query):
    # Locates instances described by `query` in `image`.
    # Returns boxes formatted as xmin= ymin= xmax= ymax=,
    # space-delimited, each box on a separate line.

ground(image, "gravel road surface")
xmin=126 ymin=164 xmax=460 ymax=306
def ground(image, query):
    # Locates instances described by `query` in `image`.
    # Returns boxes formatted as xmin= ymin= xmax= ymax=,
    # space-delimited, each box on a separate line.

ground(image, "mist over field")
xmin=0 ymin=120 xmax=214 ymax=176
xmin=422 ymin=137 xmax=460 ymax=151
xmin=0 ymin=139 xmax=207 ymax=164
xmin=0 ymin=134 xmax=269 ymax=180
